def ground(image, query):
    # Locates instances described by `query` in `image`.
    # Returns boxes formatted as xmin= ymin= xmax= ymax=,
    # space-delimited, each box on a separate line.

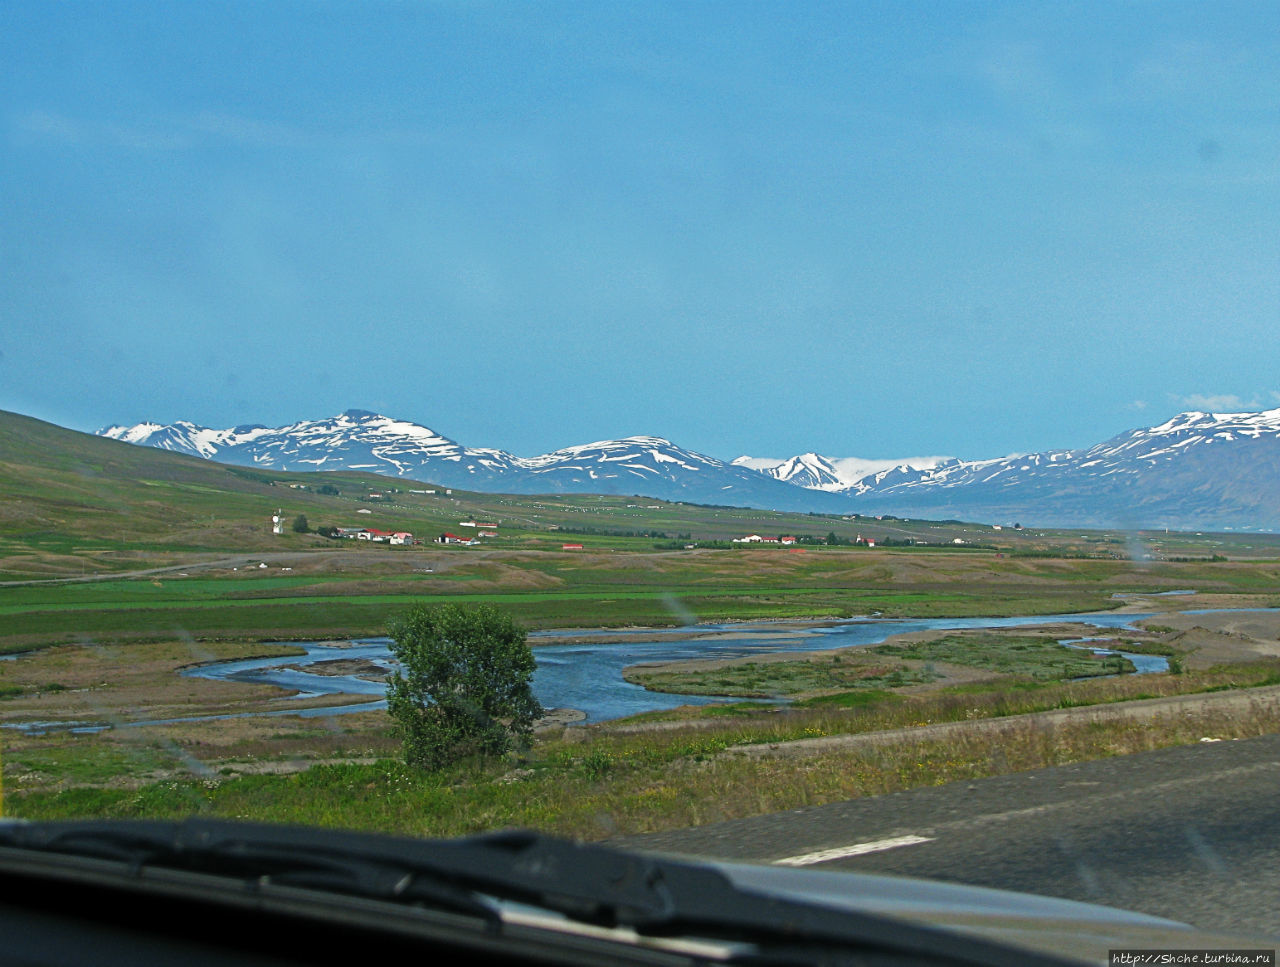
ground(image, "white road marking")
xmin=773 ymin=834 xmax=935 ymax=867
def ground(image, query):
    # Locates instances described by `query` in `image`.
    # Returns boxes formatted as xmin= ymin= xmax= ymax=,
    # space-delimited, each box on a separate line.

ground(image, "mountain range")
xmin=97 ymin=408 xmax=1280 ymax=532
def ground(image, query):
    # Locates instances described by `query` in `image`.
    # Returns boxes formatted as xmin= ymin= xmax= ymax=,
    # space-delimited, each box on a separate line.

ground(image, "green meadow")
xmin=5 ymin=407 xmax=1280 ymax=837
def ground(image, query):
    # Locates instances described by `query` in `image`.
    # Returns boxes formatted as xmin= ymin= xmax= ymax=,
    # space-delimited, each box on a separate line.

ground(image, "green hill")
xmin=0 ymin=409 xmax=992 ymax=580
xmin=0 ymin=409 xmax=458 ymax=576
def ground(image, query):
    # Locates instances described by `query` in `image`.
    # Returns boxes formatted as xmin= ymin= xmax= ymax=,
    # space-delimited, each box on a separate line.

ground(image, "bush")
xmin=386 ymin=603 xmax=543 ymax=770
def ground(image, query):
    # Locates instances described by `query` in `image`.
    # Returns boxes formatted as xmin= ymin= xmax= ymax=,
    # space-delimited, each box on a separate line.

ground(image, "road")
xmin=617 ymin=732 xmax=1280 ymax=938
xmin=0 ymin=553 xmax=309 ymax=587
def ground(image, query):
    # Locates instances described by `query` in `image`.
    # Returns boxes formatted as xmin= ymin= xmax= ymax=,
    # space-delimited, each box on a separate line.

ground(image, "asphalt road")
xmin=618 ymin=733 xmax=1280 ymax=938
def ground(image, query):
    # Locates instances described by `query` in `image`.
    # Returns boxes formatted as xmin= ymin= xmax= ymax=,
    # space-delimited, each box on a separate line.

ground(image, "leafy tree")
xmin=386 ymin=603 xmax=543 ymax=770
xmin=291 ymin=514 xmax=309 ymax=533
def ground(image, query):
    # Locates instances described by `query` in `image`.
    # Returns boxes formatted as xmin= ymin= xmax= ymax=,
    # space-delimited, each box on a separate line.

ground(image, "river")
xmin=173 ymin=610 xmax=1165 ymax=727
xmin=4 ymin=610 xmax=1185 ymax=735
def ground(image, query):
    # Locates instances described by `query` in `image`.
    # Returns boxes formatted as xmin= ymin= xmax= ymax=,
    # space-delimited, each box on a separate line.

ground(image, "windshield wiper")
xmin=0 ymin=817 xmax=501 ymax=924
xmin=0 ymin=819 xmax=1077 ymax=966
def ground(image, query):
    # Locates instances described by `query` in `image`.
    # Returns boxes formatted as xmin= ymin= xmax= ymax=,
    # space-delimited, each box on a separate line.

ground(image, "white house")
xmin=438 ymin=532 xmax=476 ymax=545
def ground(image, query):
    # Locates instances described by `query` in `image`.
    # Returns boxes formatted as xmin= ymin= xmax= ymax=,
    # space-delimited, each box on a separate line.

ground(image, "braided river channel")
xmin=173 ymin=610 xmax=1171 ymax=729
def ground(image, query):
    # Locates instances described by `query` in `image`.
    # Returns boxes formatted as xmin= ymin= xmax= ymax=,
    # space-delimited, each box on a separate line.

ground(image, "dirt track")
xmin=730 ymin=682 xmax=1280 ymax=759
xmin=1133 ymin=607 xmax=1280 ymax=668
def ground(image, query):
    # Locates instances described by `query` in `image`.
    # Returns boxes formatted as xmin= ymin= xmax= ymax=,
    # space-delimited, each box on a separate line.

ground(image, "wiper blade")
xmin=0 ymin=818 xmax=500 ymax=924
xmin=0 ymin=820 xmax=680 ymax=925
xmin=0 ymin=819 xmax=1078 ymax=966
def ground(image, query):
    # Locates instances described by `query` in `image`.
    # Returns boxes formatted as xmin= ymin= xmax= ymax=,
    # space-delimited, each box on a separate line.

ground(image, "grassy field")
xmin=626 ymin=653 xmax=942 ymax=696
xmin=7 ymin=542 xmax=1278 ymax=651
xmin=871 ymin=632 xmax=1136 ymax=678
xmin=623 ymin=631 xmax=1136 ymax=698
xmin=4 ymin=564 xmax=1280 ymax=834
xmin=6 ymin=408 xmax=1280 ymax=837
xmin=9 ymin=650 xmax=1280 ymax=839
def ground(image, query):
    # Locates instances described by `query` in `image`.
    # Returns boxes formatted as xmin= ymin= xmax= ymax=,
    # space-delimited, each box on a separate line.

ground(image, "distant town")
xmin=326 ymin=519 xmax=501 ymax=547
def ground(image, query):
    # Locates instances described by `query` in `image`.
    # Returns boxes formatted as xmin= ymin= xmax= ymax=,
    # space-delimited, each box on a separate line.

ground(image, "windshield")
xmin=4 ymin=1 xmax=1280 ymax=957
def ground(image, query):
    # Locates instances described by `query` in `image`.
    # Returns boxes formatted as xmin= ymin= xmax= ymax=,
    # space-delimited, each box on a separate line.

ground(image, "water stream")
xmin=189 ymin=611 xmax=1159 ymax=729
xmin=10 ymin=609 xmax=1225 ymax=734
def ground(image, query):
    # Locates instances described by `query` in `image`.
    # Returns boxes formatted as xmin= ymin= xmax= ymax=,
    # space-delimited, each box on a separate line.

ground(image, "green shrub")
xmin=386 ymin=603 xmax=542 ymax=771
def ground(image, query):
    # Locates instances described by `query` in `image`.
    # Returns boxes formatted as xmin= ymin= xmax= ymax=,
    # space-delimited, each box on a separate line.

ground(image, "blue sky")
xmin=4 ymin=1 xmax=1279 ymax=461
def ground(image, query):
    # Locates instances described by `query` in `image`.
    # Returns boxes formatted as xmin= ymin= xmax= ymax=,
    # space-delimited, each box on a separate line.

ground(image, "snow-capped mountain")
xmin=824 ymin=408 xmax=1280 ymax=530
xmin=732 ymin=453 xmax=849 ymax=491
xmin=733 ymin=453 xmax=955 ymax=492
xmin=97 ymin=407 xmax=1280 ymax=530
xmin=100 ymin=410 xmax=524 ymax=479
xmin=98 ymin=411 xmax=845 ymax=512
xmin=99 ymin=420 xmax=278 ymax=458
xmin=500 ymin=435 xmax=838 ymax=507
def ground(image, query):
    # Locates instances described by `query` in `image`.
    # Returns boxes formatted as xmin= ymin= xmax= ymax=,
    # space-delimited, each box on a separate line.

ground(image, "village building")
xmin=438 ymin=532 xmax=475 ymax=545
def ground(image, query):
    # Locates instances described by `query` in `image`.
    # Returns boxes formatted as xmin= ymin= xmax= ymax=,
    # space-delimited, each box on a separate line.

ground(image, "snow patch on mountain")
xmin=95 ymin=406 xmax=1280 ymax=530
xmin=734 ymin=453 xmax=955 ymax=491
xmin=93 ymin=415 xmax=824 ymax=510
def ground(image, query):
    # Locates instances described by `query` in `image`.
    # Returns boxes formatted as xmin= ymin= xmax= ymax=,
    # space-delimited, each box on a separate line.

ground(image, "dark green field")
xmin=4 ymin=549 xmax=1268 ymax=651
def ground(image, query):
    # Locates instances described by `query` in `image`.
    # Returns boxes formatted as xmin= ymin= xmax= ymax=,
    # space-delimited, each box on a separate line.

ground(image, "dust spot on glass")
xmin=79 ymin=633 xmax=217 ymax=783
xmin=662 ymin=593 xmax=697 ymax=627
xmin=1184 ymin=826 xmax=1227 ymax=875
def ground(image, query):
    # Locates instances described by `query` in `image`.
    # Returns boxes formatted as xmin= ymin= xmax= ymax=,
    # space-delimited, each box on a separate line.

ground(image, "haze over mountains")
xmin=97 ymin=408 xmax=1280 ymax=533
